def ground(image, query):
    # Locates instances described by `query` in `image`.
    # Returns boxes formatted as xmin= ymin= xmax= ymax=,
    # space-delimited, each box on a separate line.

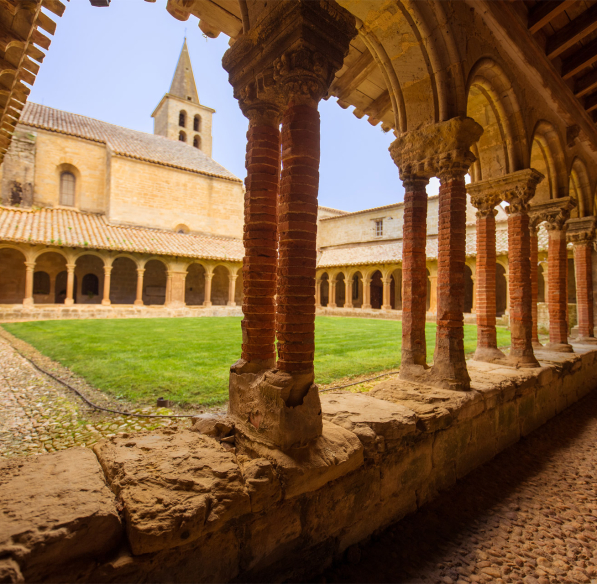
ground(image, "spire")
xmin=169 ymin=39 xmax=200 ymax=105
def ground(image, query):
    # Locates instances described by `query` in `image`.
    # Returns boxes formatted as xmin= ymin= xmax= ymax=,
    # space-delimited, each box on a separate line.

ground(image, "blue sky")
xmin=31 ymin=0 xmax=433 ymax=211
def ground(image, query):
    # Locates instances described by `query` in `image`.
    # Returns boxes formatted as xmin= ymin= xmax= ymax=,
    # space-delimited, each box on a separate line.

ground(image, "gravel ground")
xmin=323 ymin=391 xmax=597 ymax=584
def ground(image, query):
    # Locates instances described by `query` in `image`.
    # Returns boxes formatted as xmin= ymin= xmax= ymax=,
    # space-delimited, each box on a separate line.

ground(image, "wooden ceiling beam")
xmin=562 ymin=37 xmax=597 ymax=79
xmin=574 ymin=68 xmax=597 ymax=97
xmin=584 ymin=91 xmax=597 ymax=113
xmin=528 ymin=0 xmax=576 ymax=34
xmin=546 ymin=3 xmax=597 ymax=59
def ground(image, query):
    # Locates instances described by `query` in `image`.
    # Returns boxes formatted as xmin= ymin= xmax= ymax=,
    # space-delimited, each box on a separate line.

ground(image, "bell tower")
xmin=151 ymin=39 xmax=214 ymax=157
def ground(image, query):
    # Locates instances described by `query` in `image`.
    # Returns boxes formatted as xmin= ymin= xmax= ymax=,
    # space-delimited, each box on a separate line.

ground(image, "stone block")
xmin=237 ymin=456 xmax=282 ymax=512
xmin=94 ymin=428 xmax=251 ymax=555
xmin=237 ymin=420 xmax=364 ymax=500
xmin=0 ymin=448 xmax=122 ymax=582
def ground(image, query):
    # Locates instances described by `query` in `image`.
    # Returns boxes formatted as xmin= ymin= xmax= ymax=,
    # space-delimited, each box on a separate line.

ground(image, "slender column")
xmin=504 ymin=272 xmax=510 ymax=313
xmin=315 ymin=277 xmax=321 ymax=307
xmin=573 ymin=239 xmax=596 ymax=341
xmin=65 ymin=263 xmax=76 ymax=306
xmin=432 ymin=165 xmax=471 ymax=388
xmin=23 ymin=261 xmax=35 ymax=306
xmin=228 ymin=272 xmax=238 ymax=307
xmin=328 ymin=278 xmax=337 ymax=308
xmin=428 ymin=275 xmax=437 ymax=312
xmin=471 ymin=276 xmax=477 ymax=313
xmin=102 ymin=265 xmax=112 ymax=306
xmin=203 ymin=271 xmax=213 ymax=307
xmin=381 ymin=276 xmax=392 ymax=310
xmin=165 ymin=271 xmax=173 ymax=305
xmin=345 ymin=277 xmax=353 ymax=308
xmin=134 ymin=268 xmax=144 ymax=306
xmin=361 ymin=276 xmax=372 ymax=309
xmin=468 ymin=190 xmax=504 ymax=362
xmin=530 ymin=225 xmax=541 ymax=347
xmin=547 ymin=223 xmax=572 ymax=351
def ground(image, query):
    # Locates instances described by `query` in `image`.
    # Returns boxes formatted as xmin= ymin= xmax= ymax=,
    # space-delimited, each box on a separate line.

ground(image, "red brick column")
xmin=399 ymin=176 xmax=429 ymax=373
xmin=276 ymin=104 xmax=319 ymax=385
xmin=573 ymin=240 xmax=596 ymax=341
xmin=471 ymin=198 xmax=504 ymax=362
xmin=238 ymin=120 xmax=281 ymax=370
xmin=431 ymin=167 xmax=470 ymax=388
xmin=530 ymin=225 xmax=541 ymax=347
xmin=547 ymin=224 xmax=572 ymax=351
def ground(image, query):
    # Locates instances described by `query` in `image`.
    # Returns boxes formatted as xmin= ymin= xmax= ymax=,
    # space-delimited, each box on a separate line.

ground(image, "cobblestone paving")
xmin=0 ymin=335 xmax=191 ymax=458
xmin=324 ymin=392 xmax=597 ymax=584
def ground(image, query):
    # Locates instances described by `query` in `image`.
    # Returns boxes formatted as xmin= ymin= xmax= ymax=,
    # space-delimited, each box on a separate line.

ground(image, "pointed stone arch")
xmin=569 ymin=157 xmax=592 ymax=217
xmin=530 ymin=120 xmax=568 ymax=203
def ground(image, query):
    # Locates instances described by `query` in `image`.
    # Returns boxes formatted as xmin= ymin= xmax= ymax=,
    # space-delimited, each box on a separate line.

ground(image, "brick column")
xmin=382 ymin=276 xmax=392 ymax=310
xmin=345 ymin=276 xmax=353 ymax=308
xmin=134 ymin=268 xmax=144 ymax=306
xmin=468 ymin=190 xmax=504 ymax=363
xmin=102 ymin=265 xmax=112 ymax=306
xmin=361 ymin=275 xmax=372 ymax=309
xmin=227 ymin=271 xmax=238 ymax=307
xmin=572 ymin=239 xmax=596 ymax=341
xmin=203 ymin=271 xmax=213 ymax=308
xmin=530 ymin=224 xmax=541 ymax=347
xmin=65 ymin=263 xmax=76 ymax=306
xmin=328 ymin=278 xmax=337 ymax=308
xmin=23 ymin=261 xmax=35 ymax=306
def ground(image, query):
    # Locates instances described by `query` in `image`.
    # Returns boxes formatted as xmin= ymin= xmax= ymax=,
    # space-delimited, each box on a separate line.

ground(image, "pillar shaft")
xmin=102 ymin=266 xmax=112 ymax=306
xmin=382 ymin=277 xmax=392 ymax=310
xmin=400 ymin=177 xmax=428 ymax=368
xmin=135 ymin=269 xmax=144 ymax=306
xmin=65 ymin=263 xmax=75 ymax=306
xmin=228 ymin=274 xmax=238 ymax=307
xmin=530 ymin=229 xmax=540 ymax=345
xmin=204 ymin=272 xmax=213 ymax=307
xmin=166 ymin=270 xmax=187 ymax=308
xmin=547 ymin=226 xmax=571 ymax=349
xmin=24 ymin=261 xmax=35 ymax=306
xmin=361 ymin=277 xmax=371 ymax=309
xmin=345 ymin=278 xmax=353 ymax=308
xmin=574 ymin=241 xmax=595 ymax=339
xmin=329 ymin=280 xmax=337 ymax=308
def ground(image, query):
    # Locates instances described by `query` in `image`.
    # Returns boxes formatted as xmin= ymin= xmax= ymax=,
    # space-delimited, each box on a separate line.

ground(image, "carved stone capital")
xmin=467 ymin=184 xmax=502 ymax=218
xmin=389 ymin=117 xmax=483 ymax=180
xmin=495 ymin=169 xmax=545 ymax=215
xmin=235 ymin=70 xmax=285 ymax=127
xmin=566 ymin=216 xmax=596 ymax=244
xmin=528 ymin=196 xmax=576 ymax=230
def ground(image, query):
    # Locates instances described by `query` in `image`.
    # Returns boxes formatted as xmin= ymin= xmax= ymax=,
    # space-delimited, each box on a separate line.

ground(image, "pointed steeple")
xmin=169 ymin=39 xmax=200 ymax=105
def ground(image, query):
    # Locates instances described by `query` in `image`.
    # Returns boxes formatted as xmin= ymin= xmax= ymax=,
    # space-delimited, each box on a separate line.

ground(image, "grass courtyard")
xmin=2 ymin=317 xmax=511 ymax=407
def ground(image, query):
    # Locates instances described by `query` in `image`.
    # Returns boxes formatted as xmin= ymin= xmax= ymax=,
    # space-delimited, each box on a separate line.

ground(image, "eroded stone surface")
xmin=0 ymin=448 xmax=122 ymax=582
xmin=93 ymin=428 xmax=251 ymax=555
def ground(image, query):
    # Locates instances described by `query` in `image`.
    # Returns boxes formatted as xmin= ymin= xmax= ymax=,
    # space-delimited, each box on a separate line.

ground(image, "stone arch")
xmin=463 ymin=263 xmax=474 ymax=314
xmin=466 ymin=57 xmax=528 ymax=178
xmin=334 ymin=271 xmax=346 ymax=308
xmin=110 ymin=256 xmax=138 ymax=304
xmin=530 ymin=120 xmax=568 ymax=203
xmin=142 ymin=259 xmax=167 ymax=305
xmin=186 ymin=262 xmax=206 ymax=306
xmin=211 ymin=264 xmax=230 ymax=305
xmin=73 ymin=250 xmax=106 ymax=264
xmin=319 ymin=272 xmax=329 ymax=307
xmin=496 ymin=262 xmax=508 ymax=316
xmin=569 ymin=157 xmax=592 ymax=218
xmin=349 ymin=270 xmax=363 ymax=308
xmin=75 ymin=254 xmax=104 ymax=305
xmin=33 ymin=248 xmax=70 ymax=262
xmin=0 ymin=247 xmax=26 ymax=303
xmin=34 ymin=251 xmax=67 ymax=304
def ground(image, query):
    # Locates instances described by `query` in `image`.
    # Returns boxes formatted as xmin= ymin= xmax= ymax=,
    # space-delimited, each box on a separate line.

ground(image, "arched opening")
xmin=464 ymin=264 xmax=474 ymax=314
xmin=179 ymin=110 xmax=186 ymax=128
xmin=110 ymin=257 xmax=137 ymax=304
xmin=496 ymin=263 xmax=507 ymax=316
xmin=235 ymin=271 xmax=243 ymax=305
xmin=392 ymin=268 xmax=402 ymax=310
xmin=75 ymin=254 xmax=104 ymax=304
xmin=537 ymin=264 xmax=546 ymax=303
xmin=335 ymin=273 xmax=346 ymax=307
xmin=143 ymin=259 xmax=167 ymax=305
xmin=35 ymin=252 xmax=67 ymax=304
xmin=193 ymin=114 xmax=201 ymax=132
xmin=351 ymin=272 xmax=362 ymax=308
xmin=530 ymin=121 xmax=567 ymax=203
xmin=193 ymin=135 xmax=201 ymax=149
xmin=370 ymin=270 xmax=383 ymax=309
xmin=0 ymin=248 xmax=26 ymax=303
xmin=426 ymin=269 xmax=431 ymax=312
xmin=320 ymin=273 xmax=329 ymax=307
xmin=175 ymin=224 xmax=190 ymax=234
xmin=33 ymin=271 xmax=50 ymax=295
xmin=60 ymin=171 xmax=76 ymax=207
xmin=211 ymin=266 xmax=229 ymax=305
xmin=179 ymin=130 xmax=186 ymax=143
xmin=185 ymin=263 xmax=206 ymax=305
xmin=569 ymin=158 xmax=592 ymax=218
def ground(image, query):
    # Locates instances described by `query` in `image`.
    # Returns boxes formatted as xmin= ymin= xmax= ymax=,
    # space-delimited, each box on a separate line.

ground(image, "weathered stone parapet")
xmin=501 ymin=169 xmax=545 ymax=368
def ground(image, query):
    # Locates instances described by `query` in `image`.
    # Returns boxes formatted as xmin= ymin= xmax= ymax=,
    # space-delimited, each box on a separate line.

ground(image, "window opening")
xmin=179 ymin=111 xmax=186 ymax=127
xmin=193 ymin=135 xmax=201 ymax=149
xmin=193 ymin=115 xmax=201 ymax=132
xmin=179 ymin=131 xmax=186 ymax=142
xmin=375 ymin=219 xmax=383 ymax=237
xmin=60 ymin=172 xmax=76 ymax=206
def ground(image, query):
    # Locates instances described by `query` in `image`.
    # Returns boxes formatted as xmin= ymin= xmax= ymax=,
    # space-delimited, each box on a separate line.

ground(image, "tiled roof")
xmin=316 ymin=226 xmax=550 ymax=268
xmin=19 ymin=103 xmax=242 ymax=183
xmin=0 ymin=207 xmax=244 ymax=262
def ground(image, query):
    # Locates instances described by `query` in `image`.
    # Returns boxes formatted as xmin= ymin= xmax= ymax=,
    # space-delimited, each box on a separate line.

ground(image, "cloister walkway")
xmin=323 ymin=391 xmax=597 ymax=584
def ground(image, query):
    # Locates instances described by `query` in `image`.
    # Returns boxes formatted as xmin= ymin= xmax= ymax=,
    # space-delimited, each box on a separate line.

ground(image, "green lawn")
xmin=3 ymin=317 xmax=510 ymax=406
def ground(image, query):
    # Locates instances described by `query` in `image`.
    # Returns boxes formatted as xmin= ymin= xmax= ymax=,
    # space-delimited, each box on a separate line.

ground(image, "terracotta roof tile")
xmin=0 ymin=206 xmax=244 ymax=261
xmin=20 ymin=103 xmax=242 ymax=183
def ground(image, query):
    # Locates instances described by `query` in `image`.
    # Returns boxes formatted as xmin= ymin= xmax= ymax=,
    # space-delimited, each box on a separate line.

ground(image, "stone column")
xmin=102 ymin=265 xmax=112 ymax=306
xmin=228 ymin=271 xmax=238 ymax=307
xmin=381 ymin=276 xmax=392 ymax=310
xmin=530 ymin=223 xmax=541 ymax=347
xmin=503 ymin=170 xmax=545 ymax=367
xmin=361 ymin=276 xmax=372 ymax=309
xmin=328 ymin=278 xmax=337 ymax=308
xmin=571 ymin=237 xmax=596 ymax=341
xmin=203 ymin=271 xmax=213 ymax=308
xmin=467 ymin=186 xmax=504 ymax=363
xmin=315 ymin=277 xmax=321 ymax=307
xmin=428 ymin=274 xmax=437 ymax=312
xmin=23 ymin=261 xmax=35 ymax=306
xmin=134 ymin=268 xmax=144 ymax=306
xmin=223 ymin=0 xmax=356 ymax=450
xmin=65 ymin=263 xmax=76 ymax=306
xmin=166 ymin=269 xmax=187 ymax=308
xmin=345 ymin=276 xmax=353 ymax=309
xmin=547 ymin=223 xmax=572 ymax=351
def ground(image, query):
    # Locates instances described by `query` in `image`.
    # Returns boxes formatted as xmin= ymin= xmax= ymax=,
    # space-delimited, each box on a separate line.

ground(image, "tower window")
xmin=179 ymin=110 xmax=186 ymax=127
xmin=60 ymin=171 xmax=76 ymax=206
xmin=375 ymin=219 xmax=383 ymax=237
xmin=179 ymin=131 xmax=186 ymax=143
xmin=193 ymin=115 xmax=201 ymax=132
xmin=193 ymin=135 xmax=201 ymax=149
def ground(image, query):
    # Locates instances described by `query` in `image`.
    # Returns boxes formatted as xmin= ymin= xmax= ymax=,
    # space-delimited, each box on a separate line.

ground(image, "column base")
xmin=101 ymin=300 xmax=111 ymax=306
xmin=428 ymin=363 xmax=471 ymax=391
xmin=502 ymin=354 xmax=540 ymax=368
xmin=64 ymin=299 xmax=74 ymax=306
xmin=362 ymin=304 xmax=371 ymax=309
xmin=472 ymin=347 xmax=506 ymax=364
xmin=328 ymin=303 xmax=337 ymax=308
xmin=203 ymin=301 xmax=212 ymax=308
xmin=344 ymin=303 xmax=353 ymax=309
xmin=399 ymin=362 xmax=470 ymax=391
xmin=532 ymin=341 xmax=543 ymax=349
xmin=546 ymin=342 xmax=574 ymax=353
xmin=227 ymin=301 xmax=237 ymax=307
xmin=22 ymin=298 xmax=33 ymax=307
xmin=228 ymin=361 xmax=322 ymax=451
xmin=133 ymin=300 xmax=144 ymax=307
xmin=381 ymin=305 xmax=392 ymax=311
xmin=574 ymin=336 xmax=597 ymax=345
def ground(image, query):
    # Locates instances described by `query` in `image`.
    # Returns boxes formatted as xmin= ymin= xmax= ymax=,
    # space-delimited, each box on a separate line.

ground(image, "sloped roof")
xmin=0 ymin=206 xmax=244 ymax=262
xmin=170 ymin=39 xmax=200 ymax=104
xmin=19 ymin=103 xmax=241 ymax=183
